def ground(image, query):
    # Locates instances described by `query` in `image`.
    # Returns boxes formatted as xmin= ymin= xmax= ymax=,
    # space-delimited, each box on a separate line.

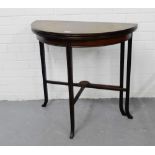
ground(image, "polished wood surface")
xmin=31 ymin=20 xmax=137 ymax=40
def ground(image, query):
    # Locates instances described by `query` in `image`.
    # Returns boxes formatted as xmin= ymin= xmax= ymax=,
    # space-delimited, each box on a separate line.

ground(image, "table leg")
xmin=119 ymin=42 xmax=126 ymax=116
xmin=125 ymin=37 xmax=133 ymax=119
xmin=66 ymin=42 xmax=75 ymax=139
xmin=39 ymin=41 xmax=48 ymax=107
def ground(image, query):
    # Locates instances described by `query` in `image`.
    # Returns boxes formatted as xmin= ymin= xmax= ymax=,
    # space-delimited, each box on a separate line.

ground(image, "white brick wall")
xmin=0 ymin=8 xmax=155 ymax=100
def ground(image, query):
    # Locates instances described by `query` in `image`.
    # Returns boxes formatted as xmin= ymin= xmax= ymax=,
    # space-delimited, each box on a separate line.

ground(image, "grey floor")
xmin=0 ymin=98 xmax=155 ymax=145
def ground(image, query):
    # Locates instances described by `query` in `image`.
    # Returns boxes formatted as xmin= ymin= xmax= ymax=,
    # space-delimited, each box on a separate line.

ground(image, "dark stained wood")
xmin=119 ymin=42 xmax=126 ymax=116
xmin=74 ymin=87 xmax=85 ymax=104
xmin=37 ymin=33 xmax=132 ymax=47
xmin=125 ymin=37 xmax=133 ymax=119
xmin=39 ymin=42 xmax=48 ymax=107
xmin=66 ymin=43 xmax=75 ymax=139
xmin=46 ymin=80 xmax=126 ymax=91
xmin=32 ymin=20 xmax=137 ymax=47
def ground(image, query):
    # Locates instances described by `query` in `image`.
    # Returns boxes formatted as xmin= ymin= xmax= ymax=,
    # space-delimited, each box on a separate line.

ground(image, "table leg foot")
xmin=125 ymin=101 xmax=133 ymax=119
xmin=119 ymin=98 xmax=126 ymax=116
xmin=42 ymin=101 xmax=48 ymax=107
xmin=126 ymin=112 xmax=133 ymax=119
xmin=70 ymin=131 xmax=74 ymax=139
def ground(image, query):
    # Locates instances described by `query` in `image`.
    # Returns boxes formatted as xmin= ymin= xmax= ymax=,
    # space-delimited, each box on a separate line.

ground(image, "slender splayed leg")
xmin=66 ymin=42 xmax=75 ymax=139
xmin=125 ymin=37 xmax=133 ymax=119
xmin=119 ymin=42 xmax=126 ymax=116
xmin=39 ymin=42 xmax=48 ymax=107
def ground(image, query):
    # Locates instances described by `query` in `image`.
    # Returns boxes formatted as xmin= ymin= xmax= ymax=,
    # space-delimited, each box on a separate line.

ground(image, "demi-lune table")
xmin=31 ymin=20 xmax=137 ymax=139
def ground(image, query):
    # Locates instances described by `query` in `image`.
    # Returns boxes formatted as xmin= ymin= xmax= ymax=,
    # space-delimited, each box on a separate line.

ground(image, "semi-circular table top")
xmin=31 ymin=20 xmax=137 ymax=47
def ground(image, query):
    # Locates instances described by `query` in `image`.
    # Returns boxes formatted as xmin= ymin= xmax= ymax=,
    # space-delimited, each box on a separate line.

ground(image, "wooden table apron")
xmin=31 ymin=21 xmax=137 ymax=139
